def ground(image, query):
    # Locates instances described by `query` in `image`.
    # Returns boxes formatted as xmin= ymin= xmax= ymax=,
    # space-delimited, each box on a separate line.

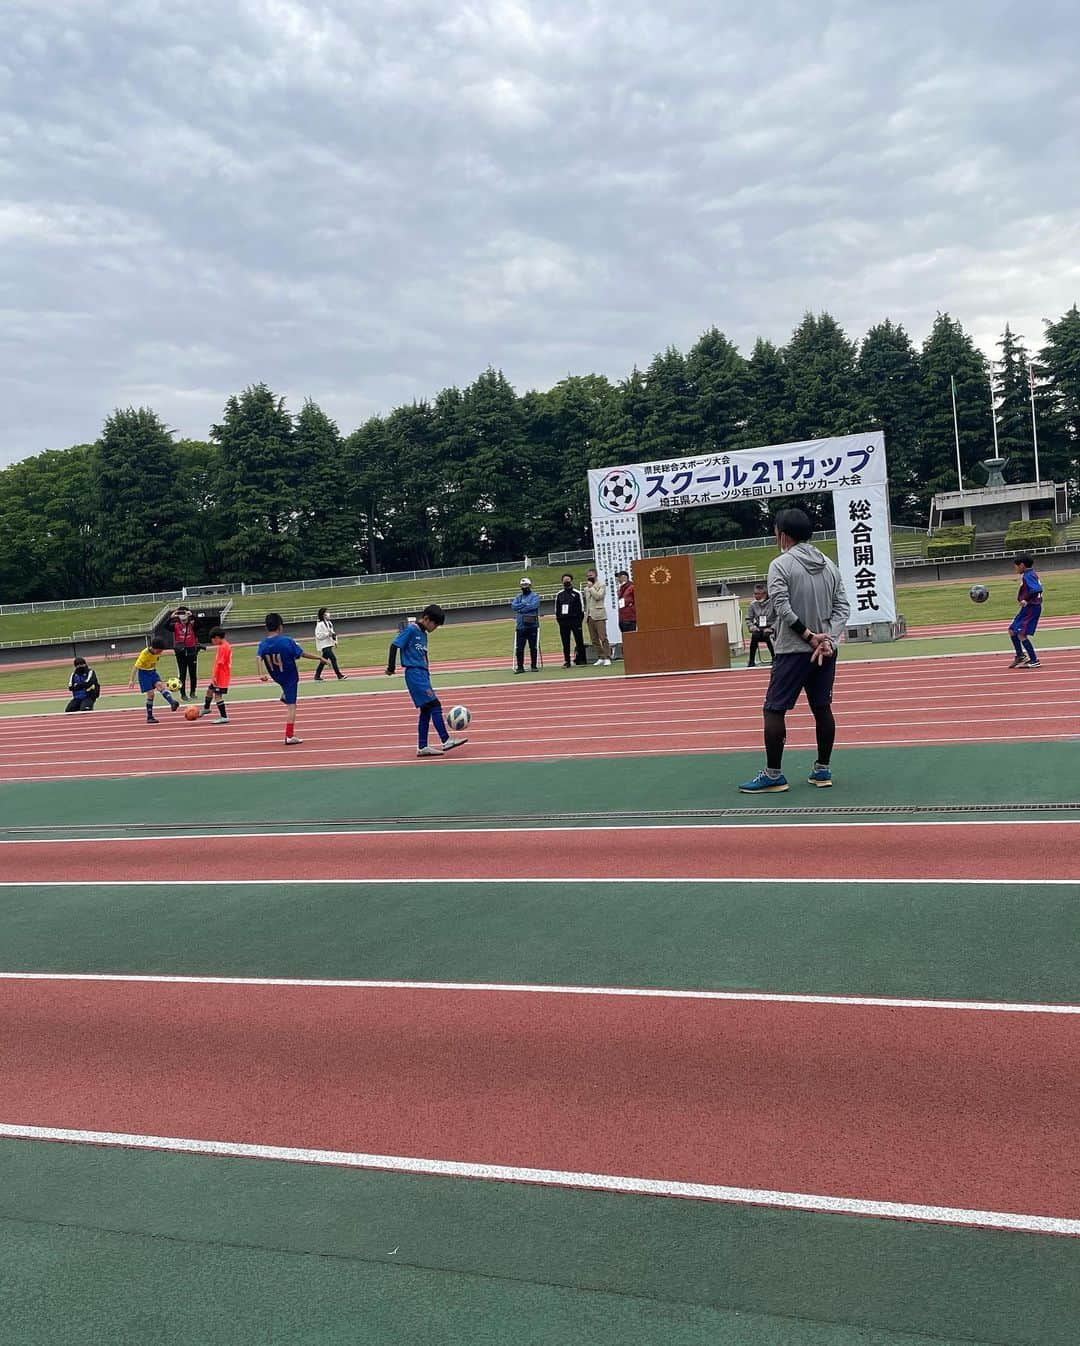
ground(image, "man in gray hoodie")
xmin=739 ymin=508 xmax=850 ymax=793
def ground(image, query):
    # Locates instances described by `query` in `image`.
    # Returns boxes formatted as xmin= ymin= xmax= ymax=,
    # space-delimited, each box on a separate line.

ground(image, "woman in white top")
xmin=313 ymin=607 xmax=347 ymax=681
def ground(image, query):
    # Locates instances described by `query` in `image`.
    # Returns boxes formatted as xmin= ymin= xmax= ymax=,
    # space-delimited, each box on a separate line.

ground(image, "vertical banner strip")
xmin=833 ymin=482 xmax=896 ymax=625
xmin=592 ymin=515 xmax=643 ymax=650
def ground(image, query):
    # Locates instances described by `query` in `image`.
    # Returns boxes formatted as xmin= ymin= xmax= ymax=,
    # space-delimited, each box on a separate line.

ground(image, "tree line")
xmin=1 ymin=306 xmax=1078 ymax=603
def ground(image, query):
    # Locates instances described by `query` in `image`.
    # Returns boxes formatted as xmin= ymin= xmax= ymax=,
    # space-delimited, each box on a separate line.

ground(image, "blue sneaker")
xmin=738 ymin=770 xmax=789 ymax=793
xmin=807 ymin=766 xmax=833 ymax=787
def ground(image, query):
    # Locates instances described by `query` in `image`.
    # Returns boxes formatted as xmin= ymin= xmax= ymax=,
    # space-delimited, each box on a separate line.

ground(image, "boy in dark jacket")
xmin=554 ymin=574 xmax=587 ymax=667
xmin=65 ymin=657 xmax=101 ymax=712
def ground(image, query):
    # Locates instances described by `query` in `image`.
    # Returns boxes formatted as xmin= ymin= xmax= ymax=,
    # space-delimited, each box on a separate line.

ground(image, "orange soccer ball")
xmin=184 ymin=706 xmax=202 ymax=721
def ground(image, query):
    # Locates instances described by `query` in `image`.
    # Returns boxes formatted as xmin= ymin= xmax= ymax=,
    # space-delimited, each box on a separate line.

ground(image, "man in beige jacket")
xmin=582 ymin=568 xmax=612 ymax=666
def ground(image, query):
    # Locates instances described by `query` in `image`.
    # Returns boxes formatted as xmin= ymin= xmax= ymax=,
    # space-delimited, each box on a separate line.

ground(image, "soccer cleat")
xmin=807 ymin=766 xmax=833 ymax=787
xmin=1017 ymin=659 xmax=1041 ymax=669
xmin=212 ymin=717 xmax=230 ymax=724
xmin=170 ymin=700 xmax=181 ymax=712
xmin=562 ymin=661 xmax=571 ymax=668
xmin=442 ymin=737 xmax=468 ymax=753
xmin=1007 ymin=654 xmax=1028 ymax=668
xmin=738 ymin=770 xmax=789 ymax=794
xmin=416 ymin=745 xmax=443 ymax=757
xmin=284 ymin=735 xmax=303 ymax=745
xmin=146 ymin=716 xmax=159 ymax=724
xmin=513 ymin=668 xmax=524 ymax=674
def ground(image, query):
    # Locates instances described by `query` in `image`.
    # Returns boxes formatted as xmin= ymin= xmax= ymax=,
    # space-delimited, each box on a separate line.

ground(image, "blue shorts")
xmin=1010 ymin=606 xmax=1041 ymax=637
xmin=273 ymin=676 xmax=299 ymax=706
xmin=137 ymin=669 xmax=163 ymax=693
xmin=763 ymin=652 xmax=838 ymax=713
xmin=404 ymin=668 xmax=436 ymax=709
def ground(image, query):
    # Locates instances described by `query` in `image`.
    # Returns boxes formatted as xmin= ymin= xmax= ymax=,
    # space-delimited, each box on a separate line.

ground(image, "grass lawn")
xmin=0 ymin=602 xmax=165 ymax=647
xmin=895 ymin=569 xmax=1080 ymax=625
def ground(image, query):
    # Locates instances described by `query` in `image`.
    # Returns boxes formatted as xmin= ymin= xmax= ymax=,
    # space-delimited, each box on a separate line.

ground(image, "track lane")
xmin=2 ymin=978 xmax=1077 ymax=1222
xmin=4 ymin=822 xmax=1078 ymax=883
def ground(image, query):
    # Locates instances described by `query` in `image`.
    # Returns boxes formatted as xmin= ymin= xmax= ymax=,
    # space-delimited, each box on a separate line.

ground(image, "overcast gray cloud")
xmin=2 ymin=0 xmax=1078 ymax=464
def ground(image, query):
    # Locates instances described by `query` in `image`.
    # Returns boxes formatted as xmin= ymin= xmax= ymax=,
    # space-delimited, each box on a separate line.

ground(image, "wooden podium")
xmin=622 ymin=555 xmax=730 ymax=675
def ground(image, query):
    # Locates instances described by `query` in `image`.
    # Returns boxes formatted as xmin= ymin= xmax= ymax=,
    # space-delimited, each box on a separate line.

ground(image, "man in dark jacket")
xmin=745 ymin=583 xmax=775 ymax=667
xmin=553 ymin=573 xmax=586 ymax=667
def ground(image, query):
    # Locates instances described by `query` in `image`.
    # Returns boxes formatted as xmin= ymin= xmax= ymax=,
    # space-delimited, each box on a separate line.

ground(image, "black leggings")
xmin=174 ymin=647 xmax=198 ymax=695
xmin=764 ymin=704 xmax=835 ymax=771
xmin=315 ymin=646 xmax=343 ymax=679
xmin=748 ymin=631 xmax=774 ymax=664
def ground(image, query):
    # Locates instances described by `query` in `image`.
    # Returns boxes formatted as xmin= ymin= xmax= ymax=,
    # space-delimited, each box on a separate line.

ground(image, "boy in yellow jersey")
xmin=128 ymin=638 xmax=181 ymax=723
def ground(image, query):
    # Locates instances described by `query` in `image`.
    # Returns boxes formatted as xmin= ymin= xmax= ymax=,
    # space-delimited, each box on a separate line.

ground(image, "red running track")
xmin=2 ymin=978 xmax=1077 ymax=1219
xmin=6 ymin=822 xmax=1079 ymax=884
xmin=3 ymin=648 xmax=1080 ymax=781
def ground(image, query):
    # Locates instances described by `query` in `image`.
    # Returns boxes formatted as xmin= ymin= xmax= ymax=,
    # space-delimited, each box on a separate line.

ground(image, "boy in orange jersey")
xmin=200 ymin=627 xmax=232 ymax=723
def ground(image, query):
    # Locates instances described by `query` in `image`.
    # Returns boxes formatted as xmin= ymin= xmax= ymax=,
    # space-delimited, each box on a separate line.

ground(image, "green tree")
xmin=744 ymin=338 xmax=792 ymax=447
xmin=0 ymin=445 xmax=98 ymax=601
xmin=916 ymin=313 xmax=993 ymax=516
xmin=212 ymin=384 xmax=302 ymax=581
xmin=174 ymin=439 xmax=222 ymax=584
xmin=92 ymin=408 xmax=194 ymax=592
xmin=857 ymin=320 xmax=921 ymax=523
xmin=293 ymin=400 xmax=358 ymax=575
xmin=784 ymin=312 xmax=860 ymax=440
xmin=993 ymin=325 xmax=1036 ymax=480
xmin=1037 ymin=304 xmax=1080 ymax=485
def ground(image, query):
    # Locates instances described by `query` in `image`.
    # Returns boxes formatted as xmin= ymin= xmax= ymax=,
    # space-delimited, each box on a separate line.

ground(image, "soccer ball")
xmin=184 ymin=706 xmax=202 ymax=721
xmin=598 ymin=469 xmax=640 ymax=513
xmin=167 ymin=677 xmax=181 ymax=691
xmin=447 ymin=705 xmax=471 ymax=731
xmin=969 ymin=584 xmax=990 ymax=604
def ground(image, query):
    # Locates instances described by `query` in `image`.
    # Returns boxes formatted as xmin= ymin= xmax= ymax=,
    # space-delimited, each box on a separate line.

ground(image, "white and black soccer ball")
xmin=447 ymin=705 xmax=471 ymax=731
xmin=598 ymin=469 xmax=640 ymax=513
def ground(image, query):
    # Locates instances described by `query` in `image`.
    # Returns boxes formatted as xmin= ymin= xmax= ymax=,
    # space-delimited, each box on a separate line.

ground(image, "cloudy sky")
xmin=3 ymin=0 xmax=1078 ymax=466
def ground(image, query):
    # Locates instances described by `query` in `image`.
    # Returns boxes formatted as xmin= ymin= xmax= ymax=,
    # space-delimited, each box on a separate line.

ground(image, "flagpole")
xmin=1028 ymin=360 xmax=1041 ymax=484
xmin=950 ymin=375 xmax=964 ymax=495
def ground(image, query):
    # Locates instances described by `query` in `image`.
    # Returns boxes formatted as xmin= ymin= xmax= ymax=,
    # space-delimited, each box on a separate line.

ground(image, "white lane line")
xmin=1 ymin=819 xmax=1078 ymax=845
xmin=2 ymin=972 xmax=1077 ymax=1014
xmin=0 ymin=1123 xmax=1074 ymax=1235
xmin=0 ymin=876 xmax=1073 ymax=888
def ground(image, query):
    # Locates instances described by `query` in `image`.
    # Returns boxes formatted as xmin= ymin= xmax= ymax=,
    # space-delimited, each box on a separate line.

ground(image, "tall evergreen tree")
xmin=1038 ymin=304 xmax=1080 ymax=484
xmin=0 ymin=446 xmax=98 ymax=601
xmin=744 ymin=338 xmax=792 ymax=447
xmin=916 ymin=313 xmax=993 ymax=515
xmin=293 ymin=400 xmax=358 ymax=574
xmin=857 ymin=320 xmax=921 ymax=522
xmin=993 ymin=325 xmax=1036 ymax=479
xmin=212 ymin=384 xmax=302 ymax=581
xmin=91 ymin=408 xmax=193 ymax=591
xmin=784 ymin=312 xmax=860 ymax=440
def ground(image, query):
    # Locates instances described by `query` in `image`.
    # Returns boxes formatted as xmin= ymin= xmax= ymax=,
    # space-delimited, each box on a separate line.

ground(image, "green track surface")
xmin=1 ymin=740 xmax=1077 ymax=830
xmin=2 ymin=739 xmax=1077 ymax=1345
xmin=2 ymin=878 xmax=1077 ymax=1004
xmin=2 ymin=1143 xmax=1077 ymax=1346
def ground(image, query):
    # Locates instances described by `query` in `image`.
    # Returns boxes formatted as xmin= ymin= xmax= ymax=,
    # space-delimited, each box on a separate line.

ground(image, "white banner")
xmin=587 ymin=432 xmax=886 ymax=516
xmin=591 ymin=513 xmax=642 ymax=649
xmin=834 ymin=481 xmax=896 ymax=624
xmin=587 ymin=432 xmax=895 ymax=631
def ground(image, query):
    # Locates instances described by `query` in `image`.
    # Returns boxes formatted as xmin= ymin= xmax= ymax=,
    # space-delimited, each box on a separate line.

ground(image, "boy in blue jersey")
xmin=386 ymin=604 xmax=468 ymax=758
xmin=1008 ymin=555 xmax=1044 ymax=669
xmin=256 ymin=612 xmax=326 ymax=744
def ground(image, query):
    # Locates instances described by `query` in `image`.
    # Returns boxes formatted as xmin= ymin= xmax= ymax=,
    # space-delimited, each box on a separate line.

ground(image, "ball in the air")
xmin=167 ymin=677 xmax=182 ymax=691
xmin=447 ymin=705 xmax=471 ymax=731
xmin=969 ymin=584 xmax=990 ymax=604
xmin=184 ymin=705 xmax=202 ymax=721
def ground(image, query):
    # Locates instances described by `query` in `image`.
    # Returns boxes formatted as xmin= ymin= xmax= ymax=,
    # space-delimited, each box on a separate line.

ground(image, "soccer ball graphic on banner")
xmin=597 ymin=469 xmax=641 ymax=513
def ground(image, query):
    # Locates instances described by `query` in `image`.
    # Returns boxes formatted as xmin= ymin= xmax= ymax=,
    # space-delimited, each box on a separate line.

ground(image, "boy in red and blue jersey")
xmin=256 ymin=612 xmax=325 ymax=744
xmin=386 ymin=604 xmax=467 ymax=758
xmin=1008 ymin=554 xmax=1044 ymax=670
